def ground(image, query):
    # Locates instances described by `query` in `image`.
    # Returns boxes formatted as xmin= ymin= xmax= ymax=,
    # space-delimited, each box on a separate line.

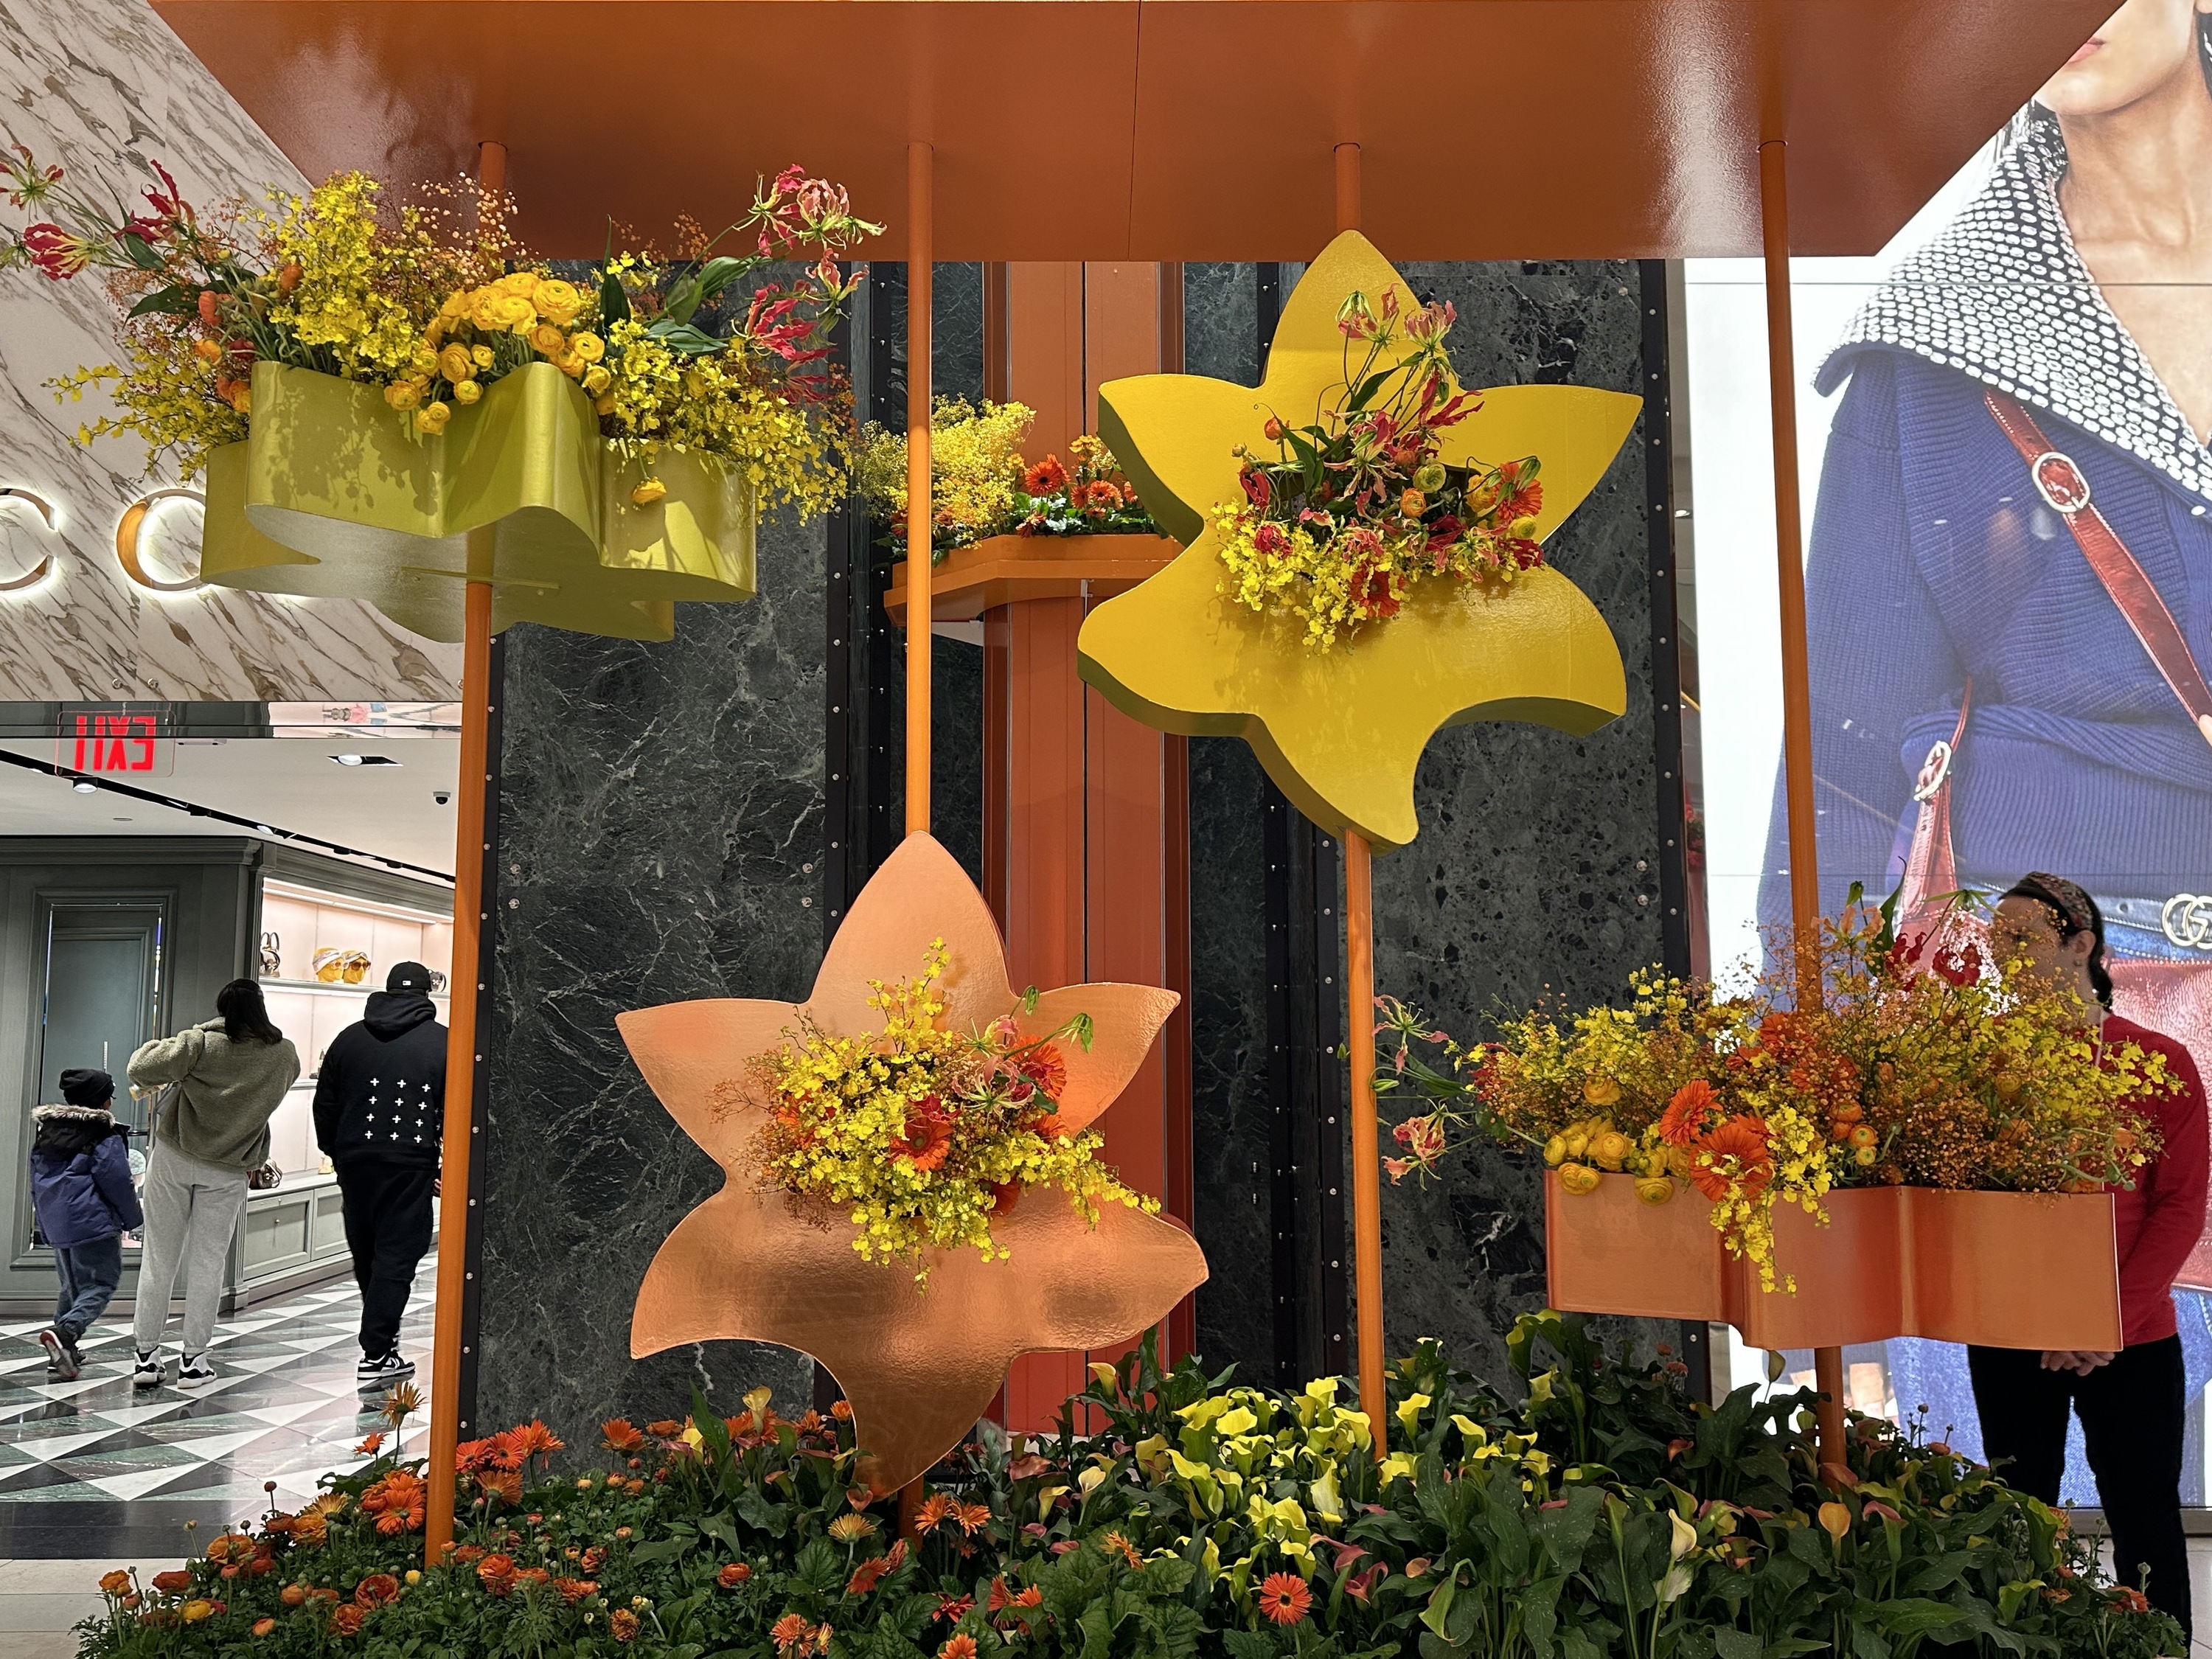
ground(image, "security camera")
xmin=433 ymin=789 xmax=452 ymax=805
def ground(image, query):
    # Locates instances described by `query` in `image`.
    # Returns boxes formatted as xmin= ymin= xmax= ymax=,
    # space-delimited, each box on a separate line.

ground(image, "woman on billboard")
xmin=1761 ymin=0 xmax=2212 ymax=1535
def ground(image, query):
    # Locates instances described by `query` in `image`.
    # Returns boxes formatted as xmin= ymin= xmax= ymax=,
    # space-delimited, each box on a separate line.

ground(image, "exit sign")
xmin=56 ymin=704 xmax=174 ymax=777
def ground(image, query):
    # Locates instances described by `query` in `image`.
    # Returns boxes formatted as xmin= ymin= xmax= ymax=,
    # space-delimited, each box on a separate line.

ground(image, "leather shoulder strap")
xmin=1984 ymin=390 xmax=2212 ymax=748
xmin=1894 ymin=688 xmax=1970 ymax=927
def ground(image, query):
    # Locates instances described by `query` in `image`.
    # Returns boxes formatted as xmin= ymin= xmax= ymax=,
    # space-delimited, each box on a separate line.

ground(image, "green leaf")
xmin=599 ymin=265 xmax=631 ymax=326
xmin=118 ymin=232 xmax=162 ymax=271
xmin=647 ymin=319 xmax=728 ymax=356
xmin=734 ymin=1483 xmax=789 ymax=1536
xmin=1713 ymin=1629 xmax=1761 ymax=1659
xmin=127 ymin=285 xmax=197 ymax=318
xmin=1222 ymin=1630 xmax=1276 ymax=1659
xmin=1868 ymin=1598 xmax=1968 ymax=1636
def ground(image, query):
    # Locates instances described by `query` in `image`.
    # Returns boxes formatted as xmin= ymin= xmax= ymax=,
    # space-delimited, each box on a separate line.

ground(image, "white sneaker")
xmin=132 ymin=1349 xmax=166 ymax=1390
xmin=176 ymin=1353 xmax=216 ymax=1389
xmin=356 ymin=1349 xmax=415 ymax=1387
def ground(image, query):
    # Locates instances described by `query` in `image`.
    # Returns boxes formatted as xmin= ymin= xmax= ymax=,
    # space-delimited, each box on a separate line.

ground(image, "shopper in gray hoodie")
xmin=126 ymin=978 xmax=299 ymax=1389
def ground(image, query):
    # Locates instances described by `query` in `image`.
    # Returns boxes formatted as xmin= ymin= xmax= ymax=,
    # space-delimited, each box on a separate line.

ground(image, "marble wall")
xmin=0 ymin=0 xmax=459 ymax=701
xmin=477 ymin=501 xmax=829 ymax=1430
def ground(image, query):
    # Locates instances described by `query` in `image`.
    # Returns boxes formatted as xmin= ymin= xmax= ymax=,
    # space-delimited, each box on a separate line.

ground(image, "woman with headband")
xmin=1972 ymin=872 xmax=2207 ymax=1638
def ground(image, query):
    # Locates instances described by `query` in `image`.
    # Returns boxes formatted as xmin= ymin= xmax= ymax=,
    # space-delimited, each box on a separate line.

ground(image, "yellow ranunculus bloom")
xmin=556 ymin=349 xmax=584 ymax=378
xmin=570 ymin=331 xmax=605 ymax=364
xmin=495 ymin=294 xmax=536 ymax=331
xmin=425 ymin=317 xmax=447 ymax=349
xmin=470 ymin=344 xmax=493 ymax=369
xmin=438 ymin=344 xmax=474 ymax=384
xmin=440 ymin=290 xmax=470 ymax=320
xmin=385 ymin=381 xmax=423 ymax=411
xmin=630 ymin=479 xmax=667 ymax=507
xmin=529 ymin=322 xmax=566 ymax=357
xmin=582 ymin=365 xmax=611 ymax=396
xmin=535 ymin=279 xmax=581 ymax=325
xmin=414 ymin=400 xmax=451 ymax=434
xmin=471 ymin=293 xmax=506 ymax=332
xmin=496 ymin=270 xmax=539 ymax=298
xmin=452 ymin=378 xmax=482 ymax=405
xmin=593 ymin=392 xmax=616 ymax=417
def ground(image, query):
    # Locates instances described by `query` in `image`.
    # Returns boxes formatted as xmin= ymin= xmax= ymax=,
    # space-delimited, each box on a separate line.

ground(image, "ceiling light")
xmin=329 ymin=753 xmax=400 ymax=767
xmin=255 ymin=824 xmax=274 ymax=834
xmin=71 ymin=779 xmax=96 ymax=793
xmin=332 ymin=753 xmax=364 ymax=766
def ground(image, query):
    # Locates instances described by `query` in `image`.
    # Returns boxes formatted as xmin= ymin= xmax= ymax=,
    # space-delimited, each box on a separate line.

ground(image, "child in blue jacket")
xmin=31 ymin=1068 xmax=144 ymax=1380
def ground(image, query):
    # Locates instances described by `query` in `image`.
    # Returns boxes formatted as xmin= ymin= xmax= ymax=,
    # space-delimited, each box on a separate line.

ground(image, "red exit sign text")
xmin=56 ymin=707 xmax=173 ymax=777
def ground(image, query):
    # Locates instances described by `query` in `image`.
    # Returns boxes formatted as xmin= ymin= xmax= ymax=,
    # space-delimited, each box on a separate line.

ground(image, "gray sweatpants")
xmin=132 ymin=1143 xmax=248 ymax=1357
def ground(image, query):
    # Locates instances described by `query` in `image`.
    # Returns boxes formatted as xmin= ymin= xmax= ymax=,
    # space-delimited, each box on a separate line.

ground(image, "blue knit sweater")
xmin=1756 ymin=347 xmax=2212 ymax=956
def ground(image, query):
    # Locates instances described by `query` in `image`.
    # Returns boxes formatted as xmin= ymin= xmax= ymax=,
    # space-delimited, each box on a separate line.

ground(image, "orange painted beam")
xmin=154 ymin=0 xmax=2110 ymax=261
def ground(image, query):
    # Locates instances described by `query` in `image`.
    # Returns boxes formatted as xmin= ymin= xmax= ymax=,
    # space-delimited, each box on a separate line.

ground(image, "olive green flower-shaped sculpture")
xmin=1077 ymin=232 xmax=1638 ymax=850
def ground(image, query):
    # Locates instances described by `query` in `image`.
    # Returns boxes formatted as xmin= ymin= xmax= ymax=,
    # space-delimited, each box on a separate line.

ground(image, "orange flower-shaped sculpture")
xmin=1079 ymin=231 xmax=1641 ymax=850
xmin=619 ymin=832 xmax=1206 ymax=1492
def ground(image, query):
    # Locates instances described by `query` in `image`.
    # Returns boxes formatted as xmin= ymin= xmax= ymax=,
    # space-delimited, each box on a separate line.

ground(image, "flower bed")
xmin=77 ymin=1315 xmax=2177 ymax=1659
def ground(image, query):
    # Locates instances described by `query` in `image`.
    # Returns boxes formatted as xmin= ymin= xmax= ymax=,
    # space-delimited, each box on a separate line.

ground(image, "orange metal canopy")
xmin=154 ymin=0 xmax=2104 ymax=260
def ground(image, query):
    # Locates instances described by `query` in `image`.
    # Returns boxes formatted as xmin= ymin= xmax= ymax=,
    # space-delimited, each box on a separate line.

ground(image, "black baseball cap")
xmin=386 ymin=961 xmax=434 ymax=992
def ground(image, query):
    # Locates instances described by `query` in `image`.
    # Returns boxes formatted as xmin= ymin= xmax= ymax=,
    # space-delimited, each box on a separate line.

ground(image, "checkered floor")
xmin=0 ymin=1261 xmax=432 ymax=1556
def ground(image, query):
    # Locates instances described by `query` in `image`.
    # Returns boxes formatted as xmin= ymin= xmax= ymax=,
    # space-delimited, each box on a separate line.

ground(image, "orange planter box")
xmin=886 ymin=533 xmax=1180 ymax=625
xmin=1545 ymin=1172 xmax=2121 ymax=1352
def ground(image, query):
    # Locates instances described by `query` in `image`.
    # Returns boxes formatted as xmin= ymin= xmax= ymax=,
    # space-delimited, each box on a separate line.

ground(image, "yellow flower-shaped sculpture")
xmin=619 ymin=832 xmax=1207 ymax=1493
xmin=1078 ymin=232 xmax=1639 ymax=850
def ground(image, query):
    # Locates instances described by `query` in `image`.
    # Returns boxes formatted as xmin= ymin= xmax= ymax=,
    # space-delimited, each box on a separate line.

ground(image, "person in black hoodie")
xmin=314 ymin=961 xmax=445 ymax=1386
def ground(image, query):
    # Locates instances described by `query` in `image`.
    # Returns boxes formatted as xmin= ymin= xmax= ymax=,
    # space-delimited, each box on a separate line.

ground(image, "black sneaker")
xmin=38 ymin=1328 xmax=78 ymax=1381
xmin=356 ymin=1349 xmax=415 ymax=1387
xmin=176 ymin=1353 xmax=216 ymax=1389
xmin=132 ymin=1349 xmax=165 ymax=1390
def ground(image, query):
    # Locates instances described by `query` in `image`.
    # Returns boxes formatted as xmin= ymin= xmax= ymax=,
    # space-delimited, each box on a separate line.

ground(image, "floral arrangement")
xmin=737 ymin=940 xmax=1154 ymax=1282
xmin=1377 ymin=891 xmax=2166 ymax=1290
xmin=3 ymin=148 xmax=877 ymax=514
xmin=1216 ymin=286 xmax=1545 ymax=652
xmin=855 ymin=397 xmax=1158 ymax=560
xmin=77 ymin=1318 xmax=2183 ymax=1659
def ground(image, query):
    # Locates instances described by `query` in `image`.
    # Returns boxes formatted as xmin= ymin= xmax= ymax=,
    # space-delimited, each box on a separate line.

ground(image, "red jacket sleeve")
xmin=2120 ymin=1029 xmax=2209 ymax=1346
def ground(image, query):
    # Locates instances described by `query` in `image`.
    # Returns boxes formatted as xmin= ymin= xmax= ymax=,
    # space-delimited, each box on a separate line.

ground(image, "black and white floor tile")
xmin=0 ymin=1262 xmax=431 ymax=1557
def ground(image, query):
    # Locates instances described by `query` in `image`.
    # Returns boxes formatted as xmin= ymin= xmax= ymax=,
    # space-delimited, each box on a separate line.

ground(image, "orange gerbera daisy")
xmin=602 ymin=1419 xmax=645 ymax=1454
xmin=1257 ymin=1572 xmax=1312 ymax=1627
xmin=1659 ymin=1079 xmax=1719 ymax=1147
xmin=890 ymin=1100 xmax=953 ymax=1172
xmin=1022 ymin=456 xmax=1068 ymax=495
xmin=1012 ymin=1042 xmax=1068 ymax=1103
xmin=941 ymin=1637 xmax=979 ymax=1659
xmin=1691 ymin=1116 xmax=1773 ymax=1201
xmin=771 ymin=1613 xmax=814 ymax=1652
xmin=912 ymin=1493 xmax=957 ymax=1531
xmin=503 ymin=1421 xmax=565 ymax=1462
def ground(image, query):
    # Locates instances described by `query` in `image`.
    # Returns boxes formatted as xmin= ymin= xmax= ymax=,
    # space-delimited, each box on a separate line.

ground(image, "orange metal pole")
xmin=1759 ymin=137 xmax=1846 ymax=1481
xmin=422 ymin=140 xmax=507 ymax=1561
xmin=905 ymin=141 xmax=933 ymax=838
xmin=425 ymin=555 xmax=493 ymax=1559
xmin=1331 ymin=139 xmax=1388 ymax=1459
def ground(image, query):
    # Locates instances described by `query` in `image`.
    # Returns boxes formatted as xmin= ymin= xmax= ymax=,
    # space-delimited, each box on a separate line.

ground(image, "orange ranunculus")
xmin=476 ymin=1554 xmax=519 ymax=1596
xmin=554 ymin=1577 xmax=599 ymax=1604
xmin=771 ymin=1613 xmax=814 ymax=1652
xmin=153 ymin=1571 xmax=192 ymax=1595
xmin=1659 ymin=1079 xmax=1719 ymax=1147
xmin=251 ymin=1617 xmax=276 ymax=1637
xmin=330 ymin=1604 xmax=364 ymax=1635
xmin=611 ymin=1607 xmax=641 ymax=1642
xmin=1691 ymin=1116 xmax=1774 ymax=1202
xmin=717 ymin=1562 xmax=752 ymax=1588
xmin=100 ymin=1571 xmax=132 ymax=1596
xmin=354 ymin=1573 xmax=400 ymax=1608
xmin=1022 ymin=456 xmax=1068 ymax=495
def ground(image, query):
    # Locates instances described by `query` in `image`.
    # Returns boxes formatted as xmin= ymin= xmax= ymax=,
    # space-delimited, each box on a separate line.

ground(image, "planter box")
xmin=885 ymin=533 xmax=1180 ymax=624
xmin=199 ymin=360 xmax=754 ymax=643
xmin=1545 ymin=1172 xmax=2120 ymax=1351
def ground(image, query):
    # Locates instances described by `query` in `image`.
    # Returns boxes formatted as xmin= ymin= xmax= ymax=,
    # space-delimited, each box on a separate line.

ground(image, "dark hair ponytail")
xmin=2000 ymin=874 xmax=2114 ymax=1009
xmin=215 ymin=978 xmax=283 ymax=1044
